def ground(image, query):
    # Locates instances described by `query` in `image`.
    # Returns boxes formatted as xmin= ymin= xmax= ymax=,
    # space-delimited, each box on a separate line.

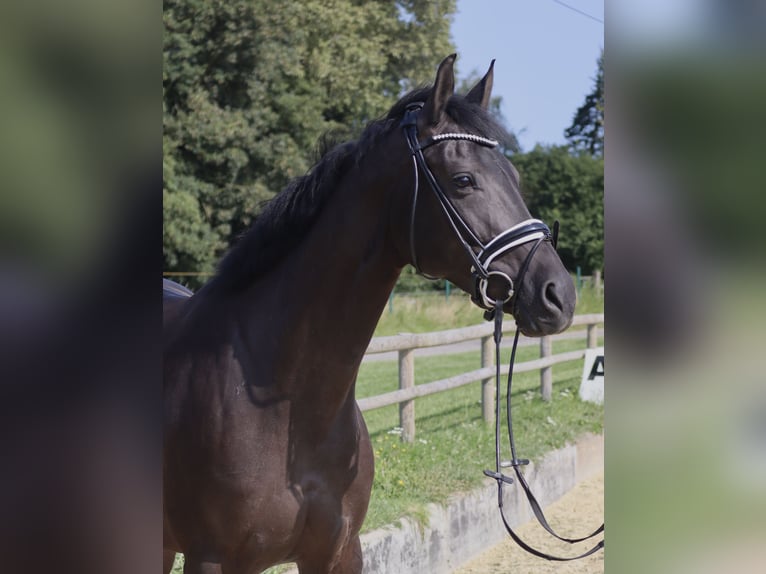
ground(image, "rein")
xmin=400 ymin=104 xmax=604 ymax=560
xmin=484 ymin=299 xmax=605 ymax=560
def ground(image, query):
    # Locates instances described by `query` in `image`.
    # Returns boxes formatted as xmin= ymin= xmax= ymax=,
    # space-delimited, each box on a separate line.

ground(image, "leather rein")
xmin=484 ymin=300 xmax=605 ymax=560
xmin=401 ymin=103 xmax=604 ymax=560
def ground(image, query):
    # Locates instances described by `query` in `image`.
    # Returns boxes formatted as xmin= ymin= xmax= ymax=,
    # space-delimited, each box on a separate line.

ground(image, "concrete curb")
xmin=361 ymin=433 xmax=603 ymax=573
xmin=284 ymin=433 xmax=603 ymax=574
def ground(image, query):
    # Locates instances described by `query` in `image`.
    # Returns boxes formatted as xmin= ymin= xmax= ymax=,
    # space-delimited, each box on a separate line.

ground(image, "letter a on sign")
xmin=588 ymin=356 xmax=604 ymax=380
xmin=579 ymin=347 xmax=604 ymax=404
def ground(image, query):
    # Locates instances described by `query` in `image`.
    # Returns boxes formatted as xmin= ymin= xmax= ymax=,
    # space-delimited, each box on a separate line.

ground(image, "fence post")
xmin=398 ymin=348 xmax=415 ymax=442
xmin=593 ymin=269 xmax=602 ymax=297
xmin=480 ymin=335 xmax=494 ymax=425
xmin=587 ymin=322 xmax=598 ymax=349
xmin=540 ymin=335 xmax=552 ymax=401
xmin=576 ymin=266 xmax=582 ymax=295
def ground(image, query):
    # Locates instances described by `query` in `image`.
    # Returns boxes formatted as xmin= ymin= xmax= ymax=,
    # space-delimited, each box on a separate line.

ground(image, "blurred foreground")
xmin=0 ymin=1 xmax=159 ymax=573
xmin=607 ymin=1 xmax=766 ymax=572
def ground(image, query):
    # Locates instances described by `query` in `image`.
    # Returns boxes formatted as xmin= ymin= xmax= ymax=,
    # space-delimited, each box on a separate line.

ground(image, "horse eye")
xmin=452 ymin=174 xmax=474 ymax=188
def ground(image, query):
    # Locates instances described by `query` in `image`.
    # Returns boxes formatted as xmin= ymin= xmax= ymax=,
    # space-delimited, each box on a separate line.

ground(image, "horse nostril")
xmin=543 ymin=281 xmax=564 ymax=313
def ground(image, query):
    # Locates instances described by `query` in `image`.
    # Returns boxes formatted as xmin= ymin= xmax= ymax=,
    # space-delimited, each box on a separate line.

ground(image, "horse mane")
xmin=207 ymin=87 xmax=510 ymax=292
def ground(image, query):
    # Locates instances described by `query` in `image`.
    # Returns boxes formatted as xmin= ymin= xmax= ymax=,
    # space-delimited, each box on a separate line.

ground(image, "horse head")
xmin=392 ymin=54 xmax=576 ymax=336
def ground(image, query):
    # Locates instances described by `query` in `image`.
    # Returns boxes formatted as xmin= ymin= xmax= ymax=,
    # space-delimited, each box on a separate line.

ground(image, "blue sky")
xmin=451 ymin=0 xmax=603 ymax=151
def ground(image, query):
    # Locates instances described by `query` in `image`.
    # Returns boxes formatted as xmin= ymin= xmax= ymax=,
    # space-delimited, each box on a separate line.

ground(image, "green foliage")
xmin=163 ymin=138 xmax=221 ymax=274
xmin=565 ymin=50 xmax=604 ymax=156
xmin=501 ymin=53 xmax=604 ymax=276
xmin=512 ymin=145 xmax=603 ymax=273
xmin=163 ymin=0 xmax=457 ymax=275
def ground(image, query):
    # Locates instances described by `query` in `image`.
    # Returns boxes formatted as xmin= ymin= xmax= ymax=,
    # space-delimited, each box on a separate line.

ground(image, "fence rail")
xmin=359 ymin=314 xmax=604 ymax=442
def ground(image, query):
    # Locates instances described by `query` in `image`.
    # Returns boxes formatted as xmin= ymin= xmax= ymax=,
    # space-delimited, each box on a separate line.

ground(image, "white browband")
xmin=428 ymin=133 xmax=499 ymax=147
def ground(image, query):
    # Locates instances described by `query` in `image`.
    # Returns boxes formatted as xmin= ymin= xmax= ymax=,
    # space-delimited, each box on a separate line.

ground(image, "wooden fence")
xmin=358 ymin=314 xmax=604 ymax=442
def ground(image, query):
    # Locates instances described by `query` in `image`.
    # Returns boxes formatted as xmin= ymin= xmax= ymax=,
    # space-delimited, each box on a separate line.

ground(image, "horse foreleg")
xmin=331 ymin=535 xmax=363 ymax=574
xmin=297 ymin=535 xmax=362 ymax=574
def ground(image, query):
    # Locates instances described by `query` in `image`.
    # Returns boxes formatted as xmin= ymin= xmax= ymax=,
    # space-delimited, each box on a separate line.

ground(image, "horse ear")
xmin=465 ymin=59 xmax=495 ymax=110
xmin=423 ymin=54 xmax=457 ymax=125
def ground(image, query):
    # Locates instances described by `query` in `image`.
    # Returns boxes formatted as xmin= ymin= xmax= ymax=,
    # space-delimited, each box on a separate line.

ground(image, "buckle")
xmin=400 ymin=101 xmax=424 ymax=128
xmin=483 ymin=470 xmax=515 ymax=485
xmin=478 ymin=271 xmax=514 ymax=309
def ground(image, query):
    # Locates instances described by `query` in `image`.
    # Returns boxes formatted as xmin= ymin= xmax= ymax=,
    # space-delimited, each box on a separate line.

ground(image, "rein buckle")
xmin=483 ymin=469 xmax=514 ymax=485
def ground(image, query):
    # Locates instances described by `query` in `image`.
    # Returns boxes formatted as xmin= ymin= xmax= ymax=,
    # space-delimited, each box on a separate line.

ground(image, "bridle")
xmin=401 ymin=102 xmax=605 ymax=560
xmin=401 ymin=102 xmax=555 ymax=311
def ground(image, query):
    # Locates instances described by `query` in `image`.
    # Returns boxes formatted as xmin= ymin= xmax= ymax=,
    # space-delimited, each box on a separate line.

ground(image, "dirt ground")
xmin=453 ymin=472 xmax=604 ymax=574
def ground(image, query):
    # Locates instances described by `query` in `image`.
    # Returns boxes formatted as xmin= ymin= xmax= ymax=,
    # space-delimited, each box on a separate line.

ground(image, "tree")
xmin=512 ymin=145 xmax=603 ymax=273
xmin=565 ymin=50 xmax=603 ymax=156
xmin=163 ymin=0 xmax=457 ymax=280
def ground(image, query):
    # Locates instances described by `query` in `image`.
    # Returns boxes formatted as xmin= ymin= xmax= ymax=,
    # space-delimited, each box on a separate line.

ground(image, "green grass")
xmin=357 ymin=336 xmax=604 ymax=532
xmin=574 ymin=281 xmax=604 ymax=315
xmin=375 ymin=280 xmax=603 ymax=336
xmin=374 ymin=292 xmax=479 ymax=336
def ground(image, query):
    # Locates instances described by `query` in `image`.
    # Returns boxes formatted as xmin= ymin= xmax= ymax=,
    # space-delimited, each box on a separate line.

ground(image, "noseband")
xmin=401 ymin=102 xmax=556 ymax=311
xmin=401 ymin=103 xmax=604 ymax=560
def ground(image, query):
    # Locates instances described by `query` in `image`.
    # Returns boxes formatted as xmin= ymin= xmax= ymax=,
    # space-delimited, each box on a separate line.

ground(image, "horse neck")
xmin=237 ymin=144 xmax=408 ymax=421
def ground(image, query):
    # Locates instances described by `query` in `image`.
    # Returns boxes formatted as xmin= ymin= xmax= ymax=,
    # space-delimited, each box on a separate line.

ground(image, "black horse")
xmin=163 ymin=55 xmax=576 ymax=574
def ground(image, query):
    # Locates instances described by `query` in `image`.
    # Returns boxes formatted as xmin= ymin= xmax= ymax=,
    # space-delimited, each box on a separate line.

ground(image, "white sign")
xmin=579 ymin=347 xmax=604 ymax=404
